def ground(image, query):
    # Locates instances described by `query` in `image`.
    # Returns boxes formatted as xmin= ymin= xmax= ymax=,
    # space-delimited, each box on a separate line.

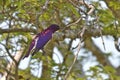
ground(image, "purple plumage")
xmin=23 ymin=24 xmax=59 ymax=59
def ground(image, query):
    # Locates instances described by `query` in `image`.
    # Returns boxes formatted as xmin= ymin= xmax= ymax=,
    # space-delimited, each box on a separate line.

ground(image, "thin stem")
xmin=64 ymin=40 xmax=82 ymax=80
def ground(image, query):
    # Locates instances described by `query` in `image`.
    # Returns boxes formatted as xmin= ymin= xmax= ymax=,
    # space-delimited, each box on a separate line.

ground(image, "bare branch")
xmin=0 ymin=28 xmax=37 ymax=34
xmin=5 ymin=34 xmax=17 ymax=64
xmin=64 ymin=41 xmax=81 ymax=80
xmin=99 ymin=27 xmax=106 ymax=50
xmin=79 ymin=0 xmax=95 ymax=15
xmin=62 ymin=0 xmax=95 ymax=31
xmin=63 ymin=2 xmax=97 ymax=78
xmin=68 ymin=0 xmax=87 ymax=15
xmin=66 ymin=17 xmax=82 ymax=27
xmin=64 ymin=25 xmax=86 ymax=80
xmin=0 ymin=48 xmax=24 ymax=80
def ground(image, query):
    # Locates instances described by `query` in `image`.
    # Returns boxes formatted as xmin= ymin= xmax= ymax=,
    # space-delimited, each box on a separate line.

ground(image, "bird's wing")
xmin=23 ymin=36 xmax=39 ymax=59
xmin=35 ymin=30 xmax=52 ymax=48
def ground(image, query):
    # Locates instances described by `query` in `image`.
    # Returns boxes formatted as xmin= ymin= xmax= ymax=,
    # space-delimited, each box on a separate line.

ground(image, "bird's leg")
xmin=42 ymin=49 xmax=50 ymax=64
xmin=42 ymin=49 xmax=46 ymax=55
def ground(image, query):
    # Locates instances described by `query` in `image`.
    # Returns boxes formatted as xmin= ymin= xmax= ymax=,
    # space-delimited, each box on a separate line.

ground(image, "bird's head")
xmin=48 ymin=24 xmax=60 ymax=33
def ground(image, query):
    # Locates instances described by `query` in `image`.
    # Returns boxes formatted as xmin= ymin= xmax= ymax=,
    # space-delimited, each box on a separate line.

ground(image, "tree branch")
xmin=0 ymin=28 xmax=37 ymax=34
xmin=64 ymin=40 xmax=82 ymax=80
xmin=84 ymin=38 xmax=113 ymax=66
xmin=0 ymin=48 xmax=24 ymax=80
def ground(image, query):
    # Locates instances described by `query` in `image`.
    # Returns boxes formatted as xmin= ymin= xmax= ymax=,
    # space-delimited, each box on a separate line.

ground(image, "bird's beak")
xmin=56 ymin=30 xmax=59 ymax=32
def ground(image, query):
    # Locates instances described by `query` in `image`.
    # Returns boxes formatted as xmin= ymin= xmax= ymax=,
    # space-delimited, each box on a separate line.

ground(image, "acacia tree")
xmin=0 ymin=0 xmax=120 ymax=80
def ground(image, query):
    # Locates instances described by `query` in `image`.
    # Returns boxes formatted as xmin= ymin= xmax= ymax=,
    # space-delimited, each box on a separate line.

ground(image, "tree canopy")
xmin=0 ymin=0 xmax=120 ymax=80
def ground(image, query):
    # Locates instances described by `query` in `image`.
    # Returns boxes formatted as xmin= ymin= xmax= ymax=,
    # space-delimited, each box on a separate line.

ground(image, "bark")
xmin=0 ymin=28 xmax=37 ymax=34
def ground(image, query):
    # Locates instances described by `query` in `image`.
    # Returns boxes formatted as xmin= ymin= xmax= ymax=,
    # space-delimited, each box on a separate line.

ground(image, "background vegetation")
xmin=0 ymin=0 xmax=120 ymax=80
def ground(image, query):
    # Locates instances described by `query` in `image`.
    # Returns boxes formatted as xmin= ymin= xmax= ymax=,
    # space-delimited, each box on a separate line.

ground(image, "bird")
xmin=23 ymin=24 xmax=59 ymax=59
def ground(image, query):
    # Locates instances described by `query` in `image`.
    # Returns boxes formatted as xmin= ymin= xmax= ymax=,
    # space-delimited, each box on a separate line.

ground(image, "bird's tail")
xmin=22 ymin=53 xmax=29 ymax=59
xmin=22 ymin=50 xmax=31 ymax=59
xmin=31 ymin=49 xmax=39 ymax=56
xmin=22 ymin=49 xmax=38 ymax=59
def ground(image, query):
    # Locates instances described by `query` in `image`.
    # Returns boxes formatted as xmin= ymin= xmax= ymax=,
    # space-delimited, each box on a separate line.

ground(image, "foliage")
xmin=0 ymin=0 xmax=120 ymax=80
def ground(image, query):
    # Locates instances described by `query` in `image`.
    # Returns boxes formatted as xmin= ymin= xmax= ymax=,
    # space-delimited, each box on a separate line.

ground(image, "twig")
xmin=42 ymin=0 xmax=50 ymax=10
xmin=64 ymin=40 xmax=82 ymax=80
xmin=5 ymin=34 xmax=17 ymax=65
xmin=62 ymin=0 xmax=95 ymax=31
xmin=0 ymin=48 xmax=23 ymax=80
xmin=0 ymin=66 xmax=15 ymax=78
xmin=80 ymin=0 xmax=95 ymax=15
xmin=54 ymin=52 xmax=62 ymax=63
xmin=99 ymin=27 xmax=106 ymax=50
xmin=66 ymin=17 xmax=82 ymax=27
xmin=68 ymin=0 xmax=87 ymax=15
xmin=95 ymin=16 xmax=106 ymax=50
xmin=64 ymin=26 xmax=86 ymax=80
xmin=64 ymin=1 xmax=95 ymax=79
